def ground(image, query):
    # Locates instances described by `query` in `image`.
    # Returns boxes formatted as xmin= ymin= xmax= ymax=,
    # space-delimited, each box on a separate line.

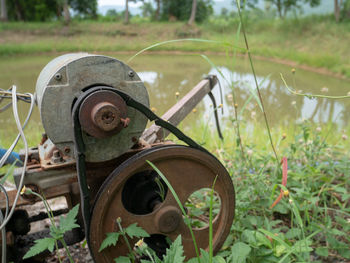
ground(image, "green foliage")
xmin=265 ymin=0 xmax=321 ymax=18
xmin=161 ymin=235 xmax=185 ymax=263
xmin=23 ymin=238 xmax=56 ymax=259
xmin=160 ymin=0 xmax=213 ymax=23
xmin=6 ymin=0 xmax=59 ymax=21
xmin=5 ymin=0 xmax=97 ymax=21
xmin=125 ymin=223 xmax=149 ymax=239
xmin=23 ymin=203 xmax=79 ymax=260
xmin=99 ymin=232 xmax=121 ymax=252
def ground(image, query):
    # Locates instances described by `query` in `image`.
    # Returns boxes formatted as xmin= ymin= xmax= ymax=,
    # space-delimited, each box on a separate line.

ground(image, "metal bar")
xmin=141 ymin=76 xmax=217 ymax=144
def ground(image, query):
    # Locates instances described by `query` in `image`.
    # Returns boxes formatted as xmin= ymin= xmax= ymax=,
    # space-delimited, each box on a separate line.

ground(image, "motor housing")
xmin=35 ymin=53 xmax=149 ymax=162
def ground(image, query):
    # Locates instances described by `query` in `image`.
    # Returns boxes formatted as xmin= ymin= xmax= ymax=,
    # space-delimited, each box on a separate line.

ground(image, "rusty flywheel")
xmin=89 ymin=145 xmax=235 ymax=262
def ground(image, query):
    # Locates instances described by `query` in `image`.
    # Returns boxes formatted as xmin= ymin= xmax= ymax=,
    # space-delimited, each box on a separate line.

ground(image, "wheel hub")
xmin=154 ymin=206 xmax=182 ymax=233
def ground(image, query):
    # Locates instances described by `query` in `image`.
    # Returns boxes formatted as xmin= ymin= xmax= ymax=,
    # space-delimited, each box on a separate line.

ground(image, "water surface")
xmin=1 ymin=53 xmax=349 ymax=144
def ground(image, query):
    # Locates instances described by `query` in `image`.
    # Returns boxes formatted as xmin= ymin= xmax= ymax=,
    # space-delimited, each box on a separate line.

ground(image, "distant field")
xmin=0 ymin=15 xmax=349 ymax=78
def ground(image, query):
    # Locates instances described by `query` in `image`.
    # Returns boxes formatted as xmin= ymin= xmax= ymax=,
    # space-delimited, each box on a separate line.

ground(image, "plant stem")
xmin=60 ymin=238 xmax=74 ymax=263
xmin=117 ymin=219 xmax=135 ymax=263
xmin=236 ymin=0 xmax=279 ymax=162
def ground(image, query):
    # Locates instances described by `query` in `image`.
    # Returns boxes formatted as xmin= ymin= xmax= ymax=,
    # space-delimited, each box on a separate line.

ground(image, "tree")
xmin=124 ymin=0 xmax=129 ymax=23
xmin=161 ymin=0 xmax=212 ymax=23
xmin=221 ymin=7 xmax=228 ymax=16
xmin=265 ymin=0 xmax=320 ymax=19
xmin=155 ymin=0 xmax=160 ymax=20
xmin=188 ymin=0 xmax=197 ymax=25
xmin=0 ymin=0 xmax=8 ymax=21
xmin=140 ymin=2 xmax=154 ymax=18
xmin=63 ymin=0 xmax=70 ymax=24
xmin=69 ymin=0 xmax=97 ymax=18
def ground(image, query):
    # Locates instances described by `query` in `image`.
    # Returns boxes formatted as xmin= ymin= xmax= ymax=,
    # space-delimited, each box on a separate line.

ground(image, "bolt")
xmin=54 ymin=73 xmax=62 ymax=81
xmin=51 ymin=150 xmax=64 ymax=164
xmin=92 ymin=103 xmax=121 ymax=132
xmin=64 ymin=147 xmax=70 ymax=153
xmin=128 ymin=71 xmax=135 ymax=78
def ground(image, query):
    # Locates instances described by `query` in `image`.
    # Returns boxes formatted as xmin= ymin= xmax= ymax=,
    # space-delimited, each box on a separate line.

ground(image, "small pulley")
xmin=89 ymin=145 xmax=235 ymax=262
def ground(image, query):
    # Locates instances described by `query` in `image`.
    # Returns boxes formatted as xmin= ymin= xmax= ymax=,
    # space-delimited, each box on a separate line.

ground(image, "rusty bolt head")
xmin=64 ymin=147 xmax=70 ymax=153
xmin=91 ymin=102 xmax=121 ymax=132
xmin=51 ymin=150 xmax=63 ymax=163
xmin=154 ymin=206 xmax=182 ymax=233
xmin=128 ymin=71 xmax=135 ymax=78
xmin=54 ymin=73 xmax=62 ymax=81
xmin=53 ymin=150 xmax=60 ymax=158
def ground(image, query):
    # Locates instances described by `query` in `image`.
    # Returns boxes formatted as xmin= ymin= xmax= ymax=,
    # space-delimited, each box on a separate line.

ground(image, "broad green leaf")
xmin=59 ymin=204 xmax=80 ymax=233
xmin=256 ymin=231 xmax=273 ymax=249
xmin=114 ymin=256 xmax=131 ymax=263
xmin=292 ymin=240 xmax=313 ymax=253
xmin=230 ymin=242 xmax=251 ymax=263
xmin=125 ymin=223 xmax=150 ymax=239
xmin=275 ymin=244 xmax=287 ymax=257
xmin=23 ymin=237 xmax=55 ymax=259
xmin=213 ymin=255 xmax=226 ymax=263
xmin=162 ymin=235 xmax=185 ymax=263
xmin=285 ymin=228 xmax=301 ymax=239
xmin=99 ymin=232 xmax=120 ymax=252
xmin=315 ymin=247 xmax=328 ymax=257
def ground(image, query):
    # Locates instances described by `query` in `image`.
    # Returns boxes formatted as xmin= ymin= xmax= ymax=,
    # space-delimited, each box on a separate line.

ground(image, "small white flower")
xmin=227 ymin=94 xmax=233 ymax=102
xmin=321 ymin=87 xmax=328 ymax=93
xmin=342 ymin=134 xmax=348 ymax=140
xmin=291 ymin=101 xmax=296 ymax=106
xmin=316 ymin=127 xmax=321 ymax=132
xmin=251 ymin=111 xmax=256 ymax=119
xmin=247 ymin=149 xmax=253 ymax=156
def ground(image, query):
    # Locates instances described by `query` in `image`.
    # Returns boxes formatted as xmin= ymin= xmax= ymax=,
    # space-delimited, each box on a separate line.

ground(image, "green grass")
xmin=0 ymin=15 xmax=350 ymax=77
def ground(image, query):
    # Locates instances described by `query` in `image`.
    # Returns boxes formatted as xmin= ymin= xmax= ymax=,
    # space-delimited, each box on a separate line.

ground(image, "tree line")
xmin=0 ymin=0 xmax=349 ymax=24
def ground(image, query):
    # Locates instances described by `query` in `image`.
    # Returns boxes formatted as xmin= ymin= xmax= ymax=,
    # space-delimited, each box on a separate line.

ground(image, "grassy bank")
xmin=0 ymin=15 xmax=350 ymax=78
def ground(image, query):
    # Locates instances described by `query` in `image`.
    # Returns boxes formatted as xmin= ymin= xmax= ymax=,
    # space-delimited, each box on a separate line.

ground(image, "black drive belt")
xmin=72 ymin=85 xmax=222 ymax=254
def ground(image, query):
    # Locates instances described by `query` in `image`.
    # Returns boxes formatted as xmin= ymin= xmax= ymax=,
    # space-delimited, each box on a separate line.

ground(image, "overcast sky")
xmin=98 ymin=0 xmax=225 ymax=6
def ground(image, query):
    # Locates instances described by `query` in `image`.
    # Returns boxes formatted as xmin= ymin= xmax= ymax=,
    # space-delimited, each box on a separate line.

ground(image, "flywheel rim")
xmin=89 ymin=145 xmax=235 ymax=262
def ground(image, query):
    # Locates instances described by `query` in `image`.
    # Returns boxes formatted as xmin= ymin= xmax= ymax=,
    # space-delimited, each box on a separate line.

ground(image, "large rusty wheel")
xmin=89 ymin=145 xmax=235 ymax=262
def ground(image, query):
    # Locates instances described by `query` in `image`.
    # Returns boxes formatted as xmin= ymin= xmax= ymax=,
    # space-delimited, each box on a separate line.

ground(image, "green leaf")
xmin=230 ymin=242 xmax=251 ymax=263
xmin=125 ymin=223 xmax=150 ymax=239
xmin=99 ymin=232 xmax=120 ymax=252
xmin=59 ymin=204 xmax=80 ymax=233
xmin=114 ymin=256 xmax=131 ymax=263
xmin=275 ymin=244 xmax=288 ymax=257
xmin=213 ymin=255 xmax=226 ymax=263
xmin=162 ymin=235 xmax=185 ymax=263
xmin=23 ymin=237 xmax=56 ymax=259
xmin=315 ymin=247 xmax=328 ymax=257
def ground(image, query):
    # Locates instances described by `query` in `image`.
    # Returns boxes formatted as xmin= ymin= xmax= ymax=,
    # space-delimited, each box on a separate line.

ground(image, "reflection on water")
xmin=0 ymin=53 xmax=349 ymax=140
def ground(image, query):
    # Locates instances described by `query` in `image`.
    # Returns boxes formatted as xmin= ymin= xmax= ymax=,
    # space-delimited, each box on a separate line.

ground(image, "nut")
xmin=54 ymin=73 xmax=62 ymax=81
xmin=128 ymin=71 xmax=135 ymax=78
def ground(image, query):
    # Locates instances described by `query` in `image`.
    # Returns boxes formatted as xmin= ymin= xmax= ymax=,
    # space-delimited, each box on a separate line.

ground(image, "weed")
xmin=21 ymin=187 xmax=79 ymax=262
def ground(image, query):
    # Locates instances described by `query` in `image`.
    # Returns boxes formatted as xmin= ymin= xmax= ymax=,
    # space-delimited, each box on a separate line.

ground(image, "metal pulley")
xmin=89 ymin=145 xmax=235 ymax=262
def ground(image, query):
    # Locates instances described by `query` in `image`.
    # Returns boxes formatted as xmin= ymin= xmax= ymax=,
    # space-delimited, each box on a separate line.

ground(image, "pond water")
xmin=0 ymin=53 xmax=349 ymax=142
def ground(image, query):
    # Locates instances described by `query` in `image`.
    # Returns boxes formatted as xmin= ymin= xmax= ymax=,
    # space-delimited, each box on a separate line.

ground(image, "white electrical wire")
xmin=0 ymin=88 xmax=34 ymax=168
xmin=0 ymin=86 xmax=34 ymax=231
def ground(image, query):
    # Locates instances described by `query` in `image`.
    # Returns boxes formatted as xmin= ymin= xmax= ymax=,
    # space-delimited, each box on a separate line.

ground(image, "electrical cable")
xmin=0 ymin=184 xmax=9 ymax=263
xmin=0 ymin=87 xmax=34 ymax=168
xmin=0 ymin=86 xmax=34 ymax=231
